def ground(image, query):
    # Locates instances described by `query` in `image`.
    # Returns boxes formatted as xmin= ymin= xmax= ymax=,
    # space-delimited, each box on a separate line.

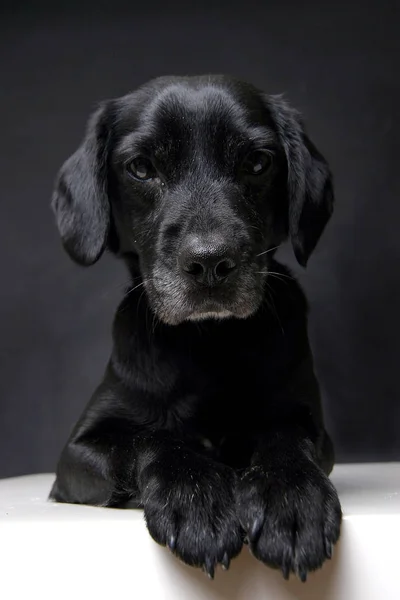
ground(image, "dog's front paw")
xmin=236 ymin=460 xmax=342 ymax=581
xmin=141 ymin=456 xmax=243 ymax=577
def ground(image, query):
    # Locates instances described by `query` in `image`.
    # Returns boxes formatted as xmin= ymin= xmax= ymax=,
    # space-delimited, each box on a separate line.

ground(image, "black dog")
xmin=50 ymin=75 xmax=342 ymax=581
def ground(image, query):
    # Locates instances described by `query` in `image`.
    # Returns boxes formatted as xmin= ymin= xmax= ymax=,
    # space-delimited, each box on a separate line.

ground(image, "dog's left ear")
xmin=51 ymin=101 xmax=114 ymax=266
xmin=267 ymin=95 xmax=334 ymax=267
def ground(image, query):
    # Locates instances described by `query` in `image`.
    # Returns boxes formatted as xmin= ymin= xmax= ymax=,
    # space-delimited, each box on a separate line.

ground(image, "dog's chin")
xmin=186 ymin=309 xmax=234 ymax=322
xmin=150 ymin=295 xmax=261 ymax=326
xmin=156 ymin=304 xmax=258 ymax=326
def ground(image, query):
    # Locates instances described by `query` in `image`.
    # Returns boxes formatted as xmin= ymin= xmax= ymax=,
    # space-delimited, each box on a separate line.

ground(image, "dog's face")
xmin=52 ymin=76 xmax=334 ymax=324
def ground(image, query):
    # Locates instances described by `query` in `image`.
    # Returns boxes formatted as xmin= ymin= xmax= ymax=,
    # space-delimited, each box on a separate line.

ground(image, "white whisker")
xmin=256 ymin=245 xmax=279 ymax=258
xmin=125 ymin=276 xmax=158 ymax=299
xmin=257 ymin=270 xmax=295 ymax=281
xmin=125 ymin=281 xmax=146 ymax=296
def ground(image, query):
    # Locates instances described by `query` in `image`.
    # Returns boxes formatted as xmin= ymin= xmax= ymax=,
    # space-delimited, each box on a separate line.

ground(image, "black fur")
xmin=50 ymin=75 xmax=341 ymax=581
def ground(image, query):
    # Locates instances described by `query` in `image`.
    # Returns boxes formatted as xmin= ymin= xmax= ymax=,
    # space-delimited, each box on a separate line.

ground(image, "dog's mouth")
xmin=146 ymin=264 xmax=266 ymax=325
xmin=184 ymin=296 xmax=235 ymax=322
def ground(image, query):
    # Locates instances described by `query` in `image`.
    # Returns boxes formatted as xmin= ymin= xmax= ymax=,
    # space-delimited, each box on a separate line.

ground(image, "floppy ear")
xmin=51 ymin=102 xmax=113 ymax=266
xmin=268 ymin=95 xmax=334 ymax=267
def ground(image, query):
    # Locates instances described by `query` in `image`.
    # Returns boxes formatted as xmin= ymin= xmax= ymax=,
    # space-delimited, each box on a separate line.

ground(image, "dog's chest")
xmin=166 ymin=335 xmax=282 ymax=429
xmin=138 ymin=316 xmax=291 ymax=436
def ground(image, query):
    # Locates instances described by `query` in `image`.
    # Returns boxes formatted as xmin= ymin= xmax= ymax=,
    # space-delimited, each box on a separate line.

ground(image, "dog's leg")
xmin=235 ymin=356 xmax=342 ymax=581
xmin=50 ymin=385 xmax=243 ymax=577
xmin=235 ymin=419 xmax=342 ymax=580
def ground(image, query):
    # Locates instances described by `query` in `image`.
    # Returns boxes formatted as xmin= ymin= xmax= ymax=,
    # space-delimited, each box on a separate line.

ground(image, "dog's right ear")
xmin=267 ymin=95 xmax=334 ymax=268
xmin=51 ymin=102 xmax=113 ymax=266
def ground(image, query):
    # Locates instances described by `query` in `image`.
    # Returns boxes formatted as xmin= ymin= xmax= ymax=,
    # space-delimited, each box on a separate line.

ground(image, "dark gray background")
xmin=1 ymin=0 xmax=399 ymax=478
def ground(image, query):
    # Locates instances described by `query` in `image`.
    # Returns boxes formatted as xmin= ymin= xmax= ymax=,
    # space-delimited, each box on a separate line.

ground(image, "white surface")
xmin=0 ymin=463 xmax=399 ymax=600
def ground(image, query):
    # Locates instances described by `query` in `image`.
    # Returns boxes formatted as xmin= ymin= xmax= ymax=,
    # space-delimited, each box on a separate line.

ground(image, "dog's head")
xmin=52 ymin=75 xmax=334 ymax=325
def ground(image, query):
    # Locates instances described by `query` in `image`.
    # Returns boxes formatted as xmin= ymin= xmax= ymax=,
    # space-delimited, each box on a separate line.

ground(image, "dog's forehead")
xmin=115 ymin=80 xmax=275 ymax=145
xmin=147 ymin=84 xmax=246 ymax=124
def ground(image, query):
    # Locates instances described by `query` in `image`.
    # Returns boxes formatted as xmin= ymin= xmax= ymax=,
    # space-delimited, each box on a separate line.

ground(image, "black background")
xmin=1 ymin=0 xmax=399 ymax=478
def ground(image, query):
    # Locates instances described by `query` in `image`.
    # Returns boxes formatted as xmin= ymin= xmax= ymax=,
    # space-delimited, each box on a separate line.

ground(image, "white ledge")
xmin=0 ymin=463 xmax=399 ymax=600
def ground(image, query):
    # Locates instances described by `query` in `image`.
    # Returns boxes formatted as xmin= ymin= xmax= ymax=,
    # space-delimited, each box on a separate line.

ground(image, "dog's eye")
xmin=242 ymin=150 xmax=273 ymax=176
xmin=127 ymin=157 xmax=156 ymax=181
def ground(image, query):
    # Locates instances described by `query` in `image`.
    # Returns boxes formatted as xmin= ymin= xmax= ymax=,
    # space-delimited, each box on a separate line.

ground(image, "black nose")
xmin=179 ymin=235 xmax=239 ymax=286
